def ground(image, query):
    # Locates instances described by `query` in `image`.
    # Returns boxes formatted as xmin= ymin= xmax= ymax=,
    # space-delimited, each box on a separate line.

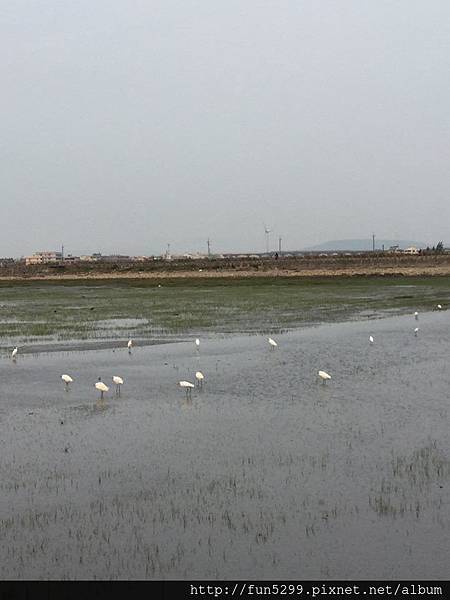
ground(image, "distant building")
xmin=25 ymin=251 xmax=63 ymax=266
xmin=403 ymin=246 xmax=419 ymax=255
xmin=100 ymin=255 xmax=132 ymax=263
xmin=80 ymin=253 xmax=103 ymax=262
xmin=134 ymin=256 xmax=151 ymax=262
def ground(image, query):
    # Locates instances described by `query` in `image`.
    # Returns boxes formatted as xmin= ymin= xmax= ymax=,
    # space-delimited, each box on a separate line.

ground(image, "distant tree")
xmin=436 ymin=241 xmax=444 ymax=254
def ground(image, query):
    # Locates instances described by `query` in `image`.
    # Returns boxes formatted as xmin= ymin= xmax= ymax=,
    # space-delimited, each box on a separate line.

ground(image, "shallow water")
xmin=0 ymin=310 xmax=449 ymax=579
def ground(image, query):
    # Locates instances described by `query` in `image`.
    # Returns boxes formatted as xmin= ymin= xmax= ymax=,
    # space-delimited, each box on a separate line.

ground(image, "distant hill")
xmin=303 ymin=239 xmax=426 ymax=252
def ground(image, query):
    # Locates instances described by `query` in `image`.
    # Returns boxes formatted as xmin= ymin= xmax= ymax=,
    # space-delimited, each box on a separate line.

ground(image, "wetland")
xmin=0 ymin=276 xmax=449 ymax=579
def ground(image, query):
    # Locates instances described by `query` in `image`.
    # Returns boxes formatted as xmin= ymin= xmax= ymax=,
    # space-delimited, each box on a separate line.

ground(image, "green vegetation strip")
xmin=1 ymin=276 xmax=449 ymax=347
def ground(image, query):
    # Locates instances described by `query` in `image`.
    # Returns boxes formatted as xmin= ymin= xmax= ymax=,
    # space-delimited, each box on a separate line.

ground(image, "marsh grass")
xmin=2 ymin=435 xmax=446 ymax=579
xmin=0 ymin=446 xmax=356 ymax=579
xmin=1 ymin=276 xmax=450 ymax=349
xmin=369 ymin=442 xmax=449 ymax=518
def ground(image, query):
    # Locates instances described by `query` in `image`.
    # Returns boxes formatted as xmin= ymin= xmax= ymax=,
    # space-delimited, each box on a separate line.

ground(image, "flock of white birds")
xmin=8 ymin=305 xmax=444 ymax=399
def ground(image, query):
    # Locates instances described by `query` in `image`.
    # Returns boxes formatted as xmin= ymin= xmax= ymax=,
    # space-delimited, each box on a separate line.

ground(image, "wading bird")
xmin=112 ymin=375 xmax=124 ymax=396
xmin=195 ymin=371 xmax=204 ymax=387
xmin=127 ymin=339 xmax=133 ymax=353
xmin=318 ymin=370 xmax=331 ymax=384
xmin=437 ymin=304 xmax=442 ymax=310
xmin=195 ymin=338 xmax=200 ymax=350
xmin=268 ymin=337 xmax=278 ymax=349
xmin=414 ymin=311 xmax=419 ymax=320
xmin=95 ymin=378 xmax=109 ymax=399
xmin=414 ymin=327 xmax=419 ymax=337
xmin=61 ymin=374 xmax=73 ymax=391
xmin=179 ymin=380 xmax=195 ymax=398
xmin=11 ymin=347 xmax=18 ymax=361
xmin=369 ymin=336 xmax=374 ymax=344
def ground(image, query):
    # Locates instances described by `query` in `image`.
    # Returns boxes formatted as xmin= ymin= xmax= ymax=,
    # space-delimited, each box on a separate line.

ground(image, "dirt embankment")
xmin=1 ymin=254 xmax=450 ymax=281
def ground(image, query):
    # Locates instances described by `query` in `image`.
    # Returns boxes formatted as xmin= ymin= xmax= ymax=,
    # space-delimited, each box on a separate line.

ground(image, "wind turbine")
xmin=264 ymin=224 xmax=272 ymax=253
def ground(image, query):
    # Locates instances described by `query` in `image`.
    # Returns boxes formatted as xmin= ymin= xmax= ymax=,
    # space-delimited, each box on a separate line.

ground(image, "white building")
xmin=80 ymin=254 xmax=102 ymax=262
xmin=25 ymin=251 xmax=63 ymax=266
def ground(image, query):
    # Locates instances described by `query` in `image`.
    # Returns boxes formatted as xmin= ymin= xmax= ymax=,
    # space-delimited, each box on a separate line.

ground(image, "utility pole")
xmin=278 ymin=237 xmax=282 ymax=253
xmin=372 ymin=233 xmax=375 ymax=252
xmin=166 ymin=243 xmax=171 ymax=260
xmin=207 ymin=238 xmax=211 ymax=257
xmin=61 ymin=244 xmax=64 ymax=260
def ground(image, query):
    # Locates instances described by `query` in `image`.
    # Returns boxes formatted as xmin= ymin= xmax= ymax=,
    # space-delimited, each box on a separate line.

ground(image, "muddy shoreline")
xmin=2 ymin=254 xmax=450 ymax=282
xmin=1 ymin=264 xmax=450 ymax=282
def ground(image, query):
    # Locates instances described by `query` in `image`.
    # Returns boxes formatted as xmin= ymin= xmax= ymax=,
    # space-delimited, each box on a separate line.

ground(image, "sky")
xmin=1 ymin=1 xmax=450 ymax=257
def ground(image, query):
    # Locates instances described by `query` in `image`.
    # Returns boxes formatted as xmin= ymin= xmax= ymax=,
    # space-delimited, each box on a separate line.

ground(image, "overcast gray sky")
xmin=1 ymin=1 xmax=449 ymax=257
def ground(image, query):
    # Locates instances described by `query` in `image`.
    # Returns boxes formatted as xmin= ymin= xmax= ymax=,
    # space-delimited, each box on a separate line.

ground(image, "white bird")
xmin=195 ymin=371 xmax=204 ymax=387
xmin=195 ymin=338 xmax=200 ymax=350
xmin=414 ymin=327 xmax=419 ymax=337
xmin=127 ymin=339 xmax=133 ymax=353
xmin=61 ymin=374 xmax=73 ymax=391
xmin=179 ymin=380 xmax=195 ymax=398
xmin=437 ymin=304 xmax=442 ymax=310
xmin=318 ymin=370 xmax=331 ymax=384
xmin=268 ymin=337 xmax=278 ymax=349
xmin=414 ymin=311 xmax=419 ymax=320
xmin=11 ymin=347 xmax=18 ymax=360
xmin=369 ymin=335 xmax=374 ymax=344
xmin=95 ymin=379 xmax=109 ymax=399
xmin=112 ymin=375 xmax=124 ymax=396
